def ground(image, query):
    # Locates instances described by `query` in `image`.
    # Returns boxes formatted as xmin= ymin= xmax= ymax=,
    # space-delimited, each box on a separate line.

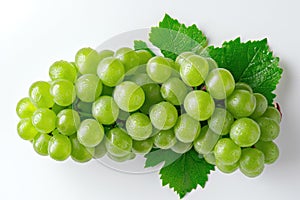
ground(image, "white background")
xmin=1 ymin=0 xmax=299 ymax=199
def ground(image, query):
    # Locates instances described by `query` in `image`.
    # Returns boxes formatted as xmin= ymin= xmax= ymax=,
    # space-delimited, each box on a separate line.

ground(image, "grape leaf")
xmin=208 ymin=38 xmax=283 ymax=104
xmin=159 ymin=149 xmax=215 ymax=199
xmin=149 ymin=14 xmax=208 ymax=60
xmin=133 ymin=40 xmax=156 ymax=56
xmin=144 ymin=149 xmax=181 ymax=168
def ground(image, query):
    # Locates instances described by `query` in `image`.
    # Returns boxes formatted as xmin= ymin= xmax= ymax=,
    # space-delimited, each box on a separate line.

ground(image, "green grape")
xmin=180 ymin=55 xmax=209 ymax=87
xmin=29 ymin=81 xmax=54 ymax=108
xmin=97 ymin=57 xmax=125 ymax=87
xmin=230 ymin=118 xmax=261 ymax=147
xmin=255 ymin=140 xmax=279 ymax=164
xmin=126 ymin=113 xmax=152 ymax=141
xmin=49 ymin=60 xmax=77 ymax=82
xmin=153 ymin=129 xmax=177 ymax=149
xmin=194 ymin=125 xmax=220 ymax=155
xmin=161 ymin=77 xmax=188 ymax=105
xmin=33 ymin=133 xmax=51 ymax=156
xmin=77 ymin=119 xmax=104 ymax=147
xmin=175 ymin=52 xmax=194 ymax=66
xmin=235 ymin=82 xmax=253 ymax=93
xmin=171 ymin=140 xmax=192 ymax=154
xmin=115 ymin=47 xmax=139 ymax=73
xmin=75 ymin=74 xmax=103 ymax=102
xmin=32 ymin=108 xmax=56 ymax=133
xmin=107 ymin=152 xmax=136 ymax=162
xmin=184 ymin=90 xmax=215 ymax=121
xmin=226 ymin=89 xmax=256 ymax=118
xmin=205 ymin=68 xmax=235 ymax=99
xmin=17 ymin=118 xmax=38 ymax=140
xmin=250 ymin=93 xmax=268 ymax=119
xmin=92 ymin=96 xmax=119 ymax=125
xmin=174 ymin=113 xmax=201 ymax=143
xmin=75 ymin=47 xmax=102 ymax=74
xmin=140 ymin=83 xmax=163 ymax=114
xmin=16 ymin=97 xmax=36 ymax=118
xmin=93 ymin=138 xmax=107 ymax=159
xmin=214 ymin=138 xmax=241 ymax=165
xmin=208 ymin=107 xmax=234 ymax=135
xmin=113 ymin=81 xmax=145 ymax=112
xmin=256 ymin=117 xmax=280 ymax=141
xmin=56 ymin=109 xmax=80 ymax=136
xmin=205 ymin=57 xmax=218 ymax=71
xmin=203 ymin=152 xmax=216 ymax=165
xmin=239 ymin=148 xmax=265 ymax=178
xmin=146 ymin=56 xmax=172 ymax=83
xmin=261 ymin=106 xmax=281 ymax=123
xmin=101 ymin=84 xmax=114 ymax=96
xmin=132 ymin=138 xmax=153 ymax=154
xmin=48 ymin=133 xmax=72 ymax=161
xmin=51 ymin=103 xmax=66 ymax=115
xmin=136 ymin=50 xmax=153 ymax=65
xmin=70 ymin=134 xmax=95 ymax=163
xmin=216 ymin=160 xmax=239 ymax=174
xmin=50 ymin=79 xmax=76 ymax=106
xmin=149 ymin=101 xmax=178 ymax=130
xmin=98 ymin=49 xmax=114 ymax=60
xmin=126 ymin=73 xmax=154 ymax=86
xmin=105 ymin=127 xmax=132 ymax=157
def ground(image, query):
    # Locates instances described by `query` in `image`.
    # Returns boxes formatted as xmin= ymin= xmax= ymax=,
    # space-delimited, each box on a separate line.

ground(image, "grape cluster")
xmin=16 ymin=47 xmax=281 ymax=177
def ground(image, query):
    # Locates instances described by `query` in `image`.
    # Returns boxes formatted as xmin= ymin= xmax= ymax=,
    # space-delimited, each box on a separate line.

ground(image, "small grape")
xmin=75 ymin=74 xmax=103 ymax=102
xmin=105 ymin=127 xmax=132 ymax=157
xmin=226 ymin=89 xmax=256 ymax=118
xmin=256 ymin=117 xmax=280 ymax=141
xmin=239 ymin=148 xmax=265 ymax=178
xmin=48 ymin=133 xmax=72 ymax=161
xmin=113 ymin=81 xmax=145 ymax=112
xmin=75 ymin=47 xmax=102 ymax=75
xmin=146 ymin=56 xmax=172 ymax=83
xmin=230 ymin=118 xmax=261 ymax=147
xmin=16 ymin=97 xmax=36 ymax=119
xmin=97 ymin=57 xmax=125 ymax=87
xmin=153 ymin=129 xmax=177 ymax=149
xmin=174 ymin=113 xmax=201 ymax=143
xmin=126 ymin=112 xmax=152 ymax=141
xmin=180 ymin=55 xmax=209 ymax=87
xmin=17 ymin=118 xmax=38 ymax=140
xmin=31 ymin=108 xmax=56 ymax=133
xmin=29 ymin=81 xmax=54 ymax=108
xmin=254 ymin=140 xmax=279 ymax=164
xmin=184 ymin=90 xmax=215 ymax=121
xmin=214 ymin=138 xmax=241 ymax=165
xmin=56 ymin=109 xmax=80 ymax=136
xmin=50 ymin=79 xmax=76 ymax=107
xmin=149 ymin=101 xmax=178 ymax=130
xmin=33 ymin=133 xmax=51 ymax=156
xmin=115 ymin=47 xmax=139 ymax=73
xmin=92 ymin=96 xmax=119 ymax=125
xmin=250 ymin=93 xmax=268 ymax=119
xmin=77 ymin=119 xmax=104 ymax=147
xmin=205 ymin=68 xmax=235 ymax=100
xmin=49 ymin=60 xmax=77 ymax=82
xmin=208 ymin=107 xmax=234 ymax=135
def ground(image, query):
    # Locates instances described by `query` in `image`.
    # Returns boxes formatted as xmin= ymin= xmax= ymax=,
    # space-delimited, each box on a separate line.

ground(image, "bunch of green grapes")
xmin=16 ymin=47 xmax=281 ymax=178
